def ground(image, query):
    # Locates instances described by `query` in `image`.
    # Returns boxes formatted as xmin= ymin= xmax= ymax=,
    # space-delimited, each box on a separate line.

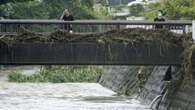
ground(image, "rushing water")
xmin=0 ymin=66 xmax=151 ymax=110
xmin=0 ymin=83 xmax=151 ymax=110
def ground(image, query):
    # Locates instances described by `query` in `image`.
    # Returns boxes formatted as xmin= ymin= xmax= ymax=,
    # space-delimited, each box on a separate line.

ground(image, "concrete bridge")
xmin=0 ymin=20 xmax=194 ymax=65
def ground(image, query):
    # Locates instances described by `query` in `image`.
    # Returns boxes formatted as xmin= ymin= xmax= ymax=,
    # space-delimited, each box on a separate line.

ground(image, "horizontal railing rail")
xmin=0 ymin=19 xmax=192 ymax=25
xmin=0 ymin=19 xmax=192 ymax=35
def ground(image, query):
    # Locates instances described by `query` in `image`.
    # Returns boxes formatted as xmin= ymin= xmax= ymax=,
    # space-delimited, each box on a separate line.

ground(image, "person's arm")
xmin=60 ymin=11 xmax=65 ymax=20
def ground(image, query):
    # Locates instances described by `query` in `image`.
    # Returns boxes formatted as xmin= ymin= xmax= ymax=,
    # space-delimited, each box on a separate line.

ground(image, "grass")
xmin=8 ymin=66 xmax=103 ymax=83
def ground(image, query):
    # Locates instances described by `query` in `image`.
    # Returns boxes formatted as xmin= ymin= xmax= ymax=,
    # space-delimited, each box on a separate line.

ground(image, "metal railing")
xmin=0 ymin=19 xmax=192 ymax=35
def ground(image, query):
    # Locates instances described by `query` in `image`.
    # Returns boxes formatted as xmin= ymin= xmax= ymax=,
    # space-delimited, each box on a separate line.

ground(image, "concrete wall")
xmin=100 ymin=66 xmax=195 ymax=110
xmin=99 ymin=66 xmax=140 ymax=95
xmin=140 ymin=66 xmax=195 ymax=110
xmin=158 ymin=81 xmax=195 ymax=110
xmin=139 ymin=66 xmax=169 ymax=104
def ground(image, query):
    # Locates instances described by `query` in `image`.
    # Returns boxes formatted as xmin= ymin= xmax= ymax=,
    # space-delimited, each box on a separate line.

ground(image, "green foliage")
xmin=80 ymin=0 xmax=94 ymax=9
xmin=8 ymin=71 xmax=44 ymax=82
xmin=0 ymin=0 xmax=109 ymax=19
xmin=144 ymin=0 xmax=195 ymax=20
xmin=141 ymin=3 xmax=161 ymax=19
xmin=8 ymin=1 xmax=47 ymax=19
xmin=111 ymin=5 xmax=126 ymax=13
xmin=129 ymin=4 xmax=145 ymax=17
xmin=0 ymin=0 xmax=34 ymax=5
xmin=93 ymin=4 xmax=111 ymax=19
xmin=164 ymin=0 xmax=195 ymax=20
xmin=9 ymin=66 xmax=103 ymax=83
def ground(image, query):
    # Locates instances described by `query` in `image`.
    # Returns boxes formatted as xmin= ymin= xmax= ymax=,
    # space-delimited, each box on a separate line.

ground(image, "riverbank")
xmin=8 ymin=66 xmax=102 ymax=83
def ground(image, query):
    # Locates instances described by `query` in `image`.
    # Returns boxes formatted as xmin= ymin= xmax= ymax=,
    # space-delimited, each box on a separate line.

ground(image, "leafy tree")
xmin=0 ymin=0 xmax=34 ymax=5
xmin=164 ymin=0 xmax=195 ymax=20
xmin=0 ymin=0 xmax=109 ymax=19
xmin=0 ymin=0 xmax=35 ymax=17
xmin=129 ymin=4 xmax=145 ymax=17
xmin=80 ymin=0 xmax=94 ymax=9
xmin=142 ymin=3 xmax=161 ymax=19
xmin=41 ymin=0 xmax=96 ymax=19
xmin=8 ymin=1 xmax=47 ymax=19
xmin=143 ymin=0 xmax=195 ymax=20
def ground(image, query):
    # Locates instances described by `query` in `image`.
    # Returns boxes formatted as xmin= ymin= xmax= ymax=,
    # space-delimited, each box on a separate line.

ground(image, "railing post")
xmin=193 ymin=20 xmax=195 ymax=43
xmin=117 ymin=24 xmax=120 ymax=30
xmin=182 ymin=25 xmax=186 ymax=34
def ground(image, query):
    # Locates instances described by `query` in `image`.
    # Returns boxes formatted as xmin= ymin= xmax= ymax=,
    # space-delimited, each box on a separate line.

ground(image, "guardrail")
xmin=0 ymin=19 xmax=192 ymax=35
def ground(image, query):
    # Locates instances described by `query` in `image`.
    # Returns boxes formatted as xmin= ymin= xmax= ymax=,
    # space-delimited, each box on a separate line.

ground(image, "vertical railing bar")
xmin=182 ymin=25 xmax=186 ymax=34
xmin=192 ymin=20 xmax=195 ymax=42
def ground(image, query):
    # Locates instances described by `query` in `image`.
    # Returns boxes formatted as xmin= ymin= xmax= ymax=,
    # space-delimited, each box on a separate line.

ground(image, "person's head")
xmin=157 ymin=10 xmax=163 ymax=18
xmin=64 ymin=9 xmax=70 ymax=16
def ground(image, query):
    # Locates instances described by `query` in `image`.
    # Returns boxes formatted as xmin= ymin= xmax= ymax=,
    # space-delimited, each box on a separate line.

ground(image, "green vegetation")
xmin=143 ymin=0 xmax=195 ymax=20
xmin=9 ymin=66 xmax=103 ymax=83
xmin=129 ymin=4 xmax=144 ymax=17
xmin=0 ymin=0 xmax=109 ymax=19
xmin=142 ymin=3 xmax=161 ymax=19
xmin=0 ymin=0 xmax=34 ymax=5
xmin=94 ymin=4 xmax=111 ymax=19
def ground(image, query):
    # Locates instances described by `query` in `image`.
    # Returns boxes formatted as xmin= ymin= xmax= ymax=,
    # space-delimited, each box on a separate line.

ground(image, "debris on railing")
xmin=0 ymin=28 xmax=189 ymax=46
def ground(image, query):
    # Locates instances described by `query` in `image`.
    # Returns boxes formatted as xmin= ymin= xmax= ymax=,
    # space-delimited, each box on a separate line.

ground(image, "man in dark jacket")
xmin=154 ymin=10 xmax=165 ymax=29
xmin=60 ymin=9 xmax=74 ymax=32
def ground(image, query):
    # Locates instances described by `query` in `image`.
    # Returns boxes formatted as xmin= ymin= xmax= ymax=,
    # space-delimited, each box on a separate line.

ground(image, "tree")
xmin=142 ymin=3 xmax=161 ymax=19
xmin=41 ymin=0 xmax=96 ymax=19
xmin=143 ymin=0 xmax=195 ymax=20
xmin=0 ymin=0 xmax=108 ymax=19
xmin=129 ymin=4 xmax=145 ymax=17
xmin=0 ymin=0 xmax=35 ymax=17
xmin=80 ymin=0 xmax=94 ymax=9
xmin=8 ymin=1 xmax=47 ymax=19
xmin=0 ymin=0 xmax=34 ymax=5
xmin=164 ymin=0 xmax=195 ymax=20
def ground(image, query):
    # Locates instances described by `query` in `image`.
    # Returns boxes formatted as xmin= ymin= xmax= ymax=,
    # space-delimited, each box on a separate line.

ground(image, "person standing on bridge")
xmin=60 ymin=9 xmax=74 ymax=33
xmin=0 ymin=16 xmax=6 ymax=33
xmin=154 ymin=10 xmax=166 ymax=29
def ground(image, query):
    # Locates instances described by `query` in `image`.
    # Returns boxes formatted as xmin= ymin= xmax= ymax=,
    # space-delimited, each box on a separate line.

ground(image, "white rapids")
xmin=0 ymin=83 xmax=151 ymax=110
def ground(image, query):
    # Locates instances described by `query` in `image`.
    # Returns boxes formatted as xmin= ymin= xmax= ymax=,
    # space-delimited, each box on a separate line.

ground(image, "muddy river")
xmin=0 ymin=66 xmax=151 ymax=110
xmin=0 ymin=83 xmax=150 ymax=110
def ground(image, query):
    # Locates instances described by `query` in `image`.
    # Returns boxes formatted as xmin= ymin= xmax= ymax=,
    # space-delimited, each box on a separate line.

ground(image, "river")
xmin=0 ymin=66 xmax=151 ymax=110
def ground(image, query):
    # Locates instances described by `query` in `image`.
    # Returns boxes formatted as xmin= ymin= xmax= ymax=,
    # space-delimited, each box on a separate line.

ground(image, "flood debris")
xmin=0 ymin=28 xmax=194 ymax=88
xmin=0 ymin=28 xmax=188 ymax=45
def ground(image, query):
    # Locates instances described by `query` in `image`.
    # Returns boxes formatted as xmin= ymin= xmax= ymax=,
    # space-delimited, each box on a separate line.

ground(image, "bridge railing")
xmin=0 ymin=20 xmax=192 ymax=35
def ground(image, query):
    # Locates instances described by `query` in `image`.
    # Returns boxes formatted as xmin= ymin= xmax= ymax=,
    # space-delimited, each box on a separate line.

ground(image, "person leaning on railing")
xmin=60 ymin=8 xmax=74 ymax=33
xmin=0 ymin=16 xmax=5 ymax=33
xmin=154 ymin=10 xmax=166 ymax=29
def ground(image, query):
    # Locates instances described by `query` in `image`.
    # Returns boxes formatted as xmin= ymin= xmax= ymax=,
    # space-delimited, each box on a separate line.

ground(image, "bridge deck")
xmin=1 ymin=42 xmax=192 ymax=65
xmin=0 ymin=20 xmax=194 ymax=65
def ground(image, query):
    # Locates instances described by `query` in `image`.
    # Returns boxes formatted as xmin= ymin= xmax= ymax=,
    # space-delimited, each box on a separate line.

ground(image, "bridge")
xmin=0 ymin=20 xmax=194 ymax=65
